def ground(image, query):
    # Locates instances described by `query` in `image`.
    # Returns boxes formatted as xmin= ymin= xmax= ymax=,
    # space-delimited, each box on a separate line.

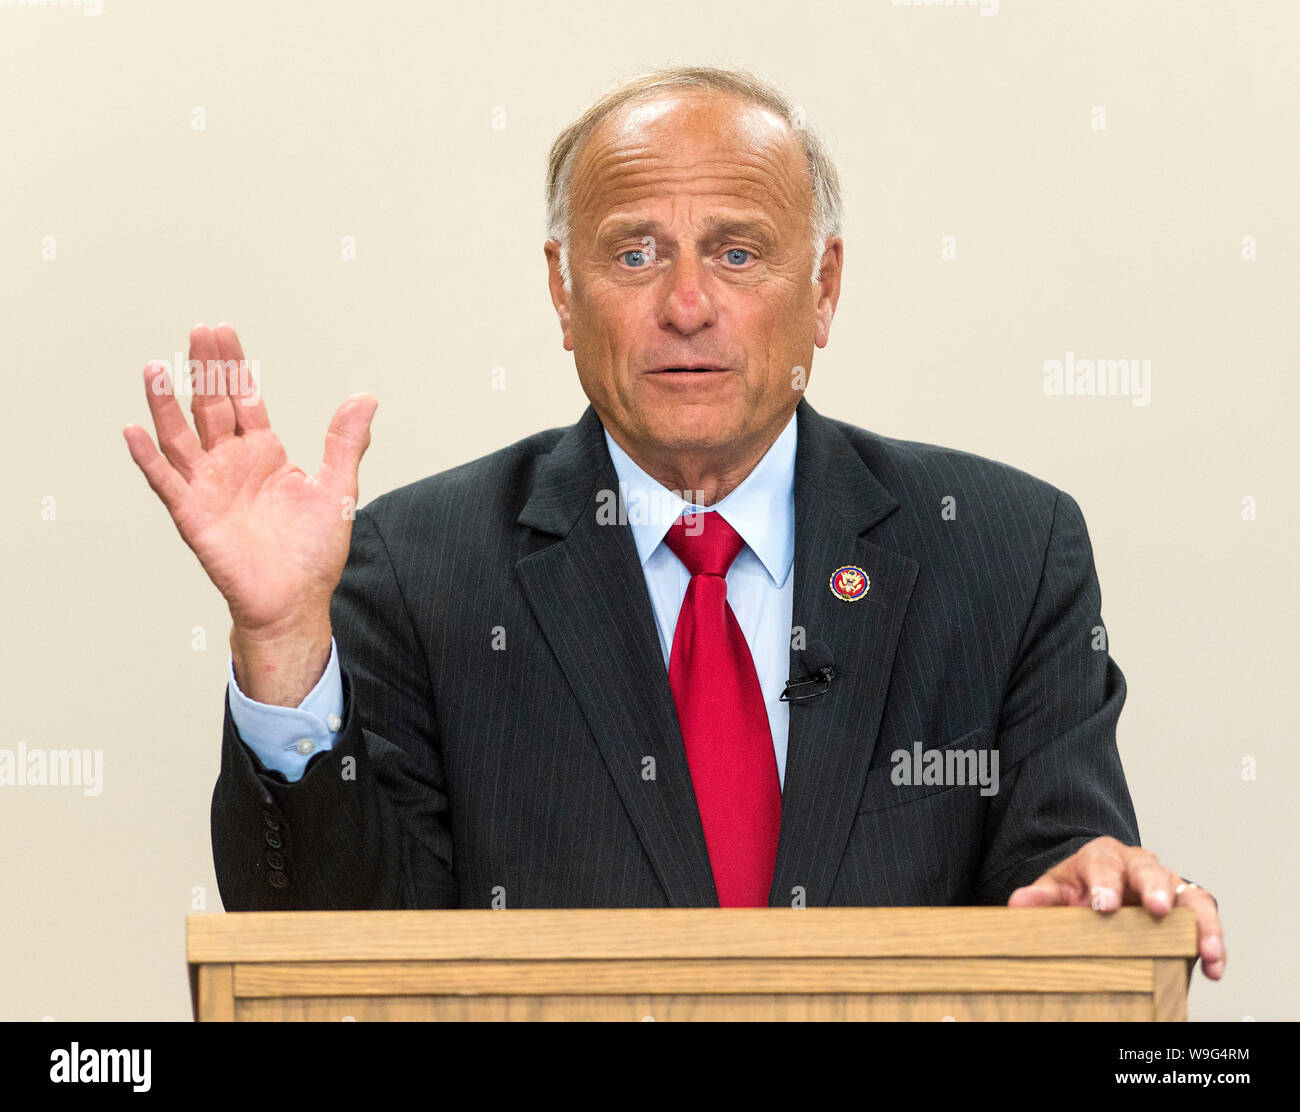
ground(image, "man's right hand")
xmin=124 ymin=323 xmax=378 ymax=706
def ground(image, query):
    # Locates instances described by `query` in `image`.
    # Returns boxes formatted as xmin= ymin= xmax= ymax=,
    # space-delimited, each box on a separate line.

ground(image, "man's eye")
xmin=620 ymin=249 xmax=650 ymax=267
xmin=723 ymin=248 xmax=753 ymax=266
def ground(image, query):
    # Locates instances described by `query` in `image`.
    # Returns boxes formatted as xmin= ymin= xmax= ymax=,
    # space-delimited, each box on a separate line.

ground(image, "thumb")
xmin=319 ymin=393 xmax=378 ymax=482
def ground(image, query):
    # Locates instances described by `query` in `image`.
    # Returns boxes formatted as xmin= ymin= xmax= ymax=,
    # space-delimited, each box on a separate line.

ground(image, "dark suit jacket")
xmin=212 ymin=398 xmax=1139 ymax=910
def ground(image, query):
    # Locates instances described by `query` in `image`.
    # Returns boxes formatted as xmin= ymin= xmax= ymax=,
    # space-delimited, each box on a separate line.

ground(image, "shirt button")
xmin=267 ymin=871 xmax=289 ymax=889
xmin=327 ymin=713 xmax=342 ymax=731
xmin=296 ymin=738 xmax=314 ymax=755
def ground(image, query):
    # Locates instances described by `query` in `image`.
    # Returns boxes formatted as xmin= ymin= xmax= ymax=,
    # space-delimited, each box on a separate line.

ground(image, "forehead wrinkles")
xmin=582 ymin=156 xmax=804 ymax=222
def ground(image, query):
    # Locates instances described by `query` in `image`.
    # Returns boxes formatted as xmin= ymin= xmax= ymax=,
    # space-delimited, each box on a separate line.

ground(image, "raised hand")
xmin=124 ymin=323 xmax=378 ymax=704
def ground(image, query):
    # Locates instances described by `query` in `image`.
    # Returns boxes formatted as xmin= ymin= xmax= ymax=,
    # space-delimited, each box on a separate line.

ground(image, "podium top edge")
xmin=186 ymin=907 xmax=1198 ymax=965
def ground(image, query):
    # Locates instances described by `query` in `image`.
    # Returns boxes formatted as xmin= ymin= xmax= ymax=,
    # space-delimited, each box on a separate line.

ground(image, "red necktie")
xmin=664 ymin=511 xmax=781 ymax=907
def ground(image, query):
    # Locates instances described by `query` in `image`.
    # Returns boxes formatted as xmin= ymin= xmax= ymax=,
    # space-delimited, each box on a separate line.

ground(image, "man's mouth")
xmin=646 ymin=366 xmax=729 ymax=374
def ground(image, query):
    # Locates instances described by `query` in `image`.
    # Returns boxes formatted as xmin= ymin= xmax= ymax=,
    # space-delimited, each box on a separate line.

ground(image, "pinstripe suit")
xmin=211 ymin=397 xmax=1139 ymax=910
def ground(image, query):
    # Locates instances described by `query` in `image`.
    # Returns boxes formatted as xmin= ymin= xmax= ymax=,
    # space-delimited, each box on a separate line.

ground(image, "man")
xmin=125 ymin=66 xmax=1224 ymax=979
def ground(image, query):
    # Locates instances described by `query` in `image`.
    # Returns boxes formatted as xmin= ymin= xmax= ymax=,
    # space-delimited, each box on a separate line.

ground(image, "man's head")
xmin=544 ymin=67 xmax=844 ymax=492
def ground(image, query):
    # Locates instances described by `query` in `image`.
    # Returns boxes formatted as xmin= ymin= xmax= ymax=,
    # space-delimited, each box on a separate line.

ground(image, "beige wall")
xmin=1 ymin=0 xmax=1294 ymax=1020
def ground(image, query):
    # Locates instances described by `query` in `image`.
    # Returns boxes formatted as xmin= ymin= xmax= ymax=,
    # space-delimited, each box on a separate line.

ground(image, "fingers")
xmin=214 ymin=323 xmax=270 ymax=433
xmin=123 ymin=423 xmax=189 ymax=515
xmin=1007 ymin=877 xmax=1078 ymax=907
xmin=318 ymin=394 xmax=379 ymax=485
xmin=188 ymin=324 xmax=238 ymax=450
xmin=1073 ymin=840 xmax=1171 ymax=914
xmin=1006 ymin=837 xmax=1158 ymax=913
xmin=1122 ymin=852 xmax=1177 ymax=916
xmin=142 ymin=362 xmax=203 ymax=480
xmin=1178 ymin=885 xmax=1226 ymax=980
xmin=1073 ymin=837 xmax=1129 ymax=912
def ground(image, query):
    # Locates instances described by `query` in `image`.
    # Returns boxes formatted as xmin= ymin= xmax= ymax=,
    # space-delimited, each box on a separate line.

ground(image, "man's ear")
xmin=544 ymin=239 xmax=575 ymax=352
xmin=813 ymin=236 xmax=844 ymax=349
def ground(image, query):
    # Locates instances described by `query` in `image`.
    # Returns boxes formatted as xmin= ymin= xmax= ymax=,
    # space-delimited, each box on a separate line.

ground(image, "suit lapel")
xmin=769 ymin=400 xmax=919 ymax=906
xmin=514 ymin=407 xmax=717 ymax=906
xmin=513 ymin=400 xmax=919 ymax=909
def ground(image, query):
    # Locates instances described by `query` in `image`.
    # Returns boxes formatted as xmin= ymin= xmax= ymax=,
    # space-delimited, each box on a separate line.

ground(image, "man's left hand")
xmin=1007 ymin=836 xmax=1225 ymax=980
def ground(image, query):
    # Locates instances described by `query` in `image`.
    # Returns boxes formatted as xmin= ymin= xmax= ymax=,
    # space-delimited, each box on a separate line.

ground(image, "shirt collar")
xmin=602 ymin=411 xmax=797 ymax=587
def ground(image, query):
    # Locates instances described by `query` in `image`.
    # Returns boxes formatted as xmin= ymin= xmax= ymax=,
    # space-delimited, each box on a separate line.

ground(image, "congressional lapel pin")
xmin=829 ymin=565 xmax=870 ymax=602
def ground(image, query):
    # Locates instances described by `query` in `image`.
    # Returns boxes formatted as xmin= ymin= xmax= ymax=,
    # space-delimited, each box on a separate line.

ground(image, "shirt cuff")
xmin=227 ymin=638 xmax=344 ymax=782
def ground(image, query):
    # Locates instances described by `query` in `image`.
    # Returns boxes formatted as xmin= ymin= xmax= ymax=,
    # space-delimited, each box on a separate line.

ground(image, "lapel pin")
xmin=829 ymin=565 xmax=870 ymax=602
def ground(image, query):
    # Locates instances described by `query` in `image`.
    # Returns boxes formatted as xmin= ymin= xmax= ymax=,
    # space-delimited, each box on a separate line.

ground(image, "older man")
xmin=125 ymin=66 xmax=1224 ymax=979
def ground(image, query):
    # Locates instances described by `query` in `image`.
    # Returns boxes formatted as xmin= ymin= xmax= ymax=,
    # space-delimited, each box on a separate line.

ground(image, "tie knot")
xmin=664 ymin=511 xmax=745 ymax=578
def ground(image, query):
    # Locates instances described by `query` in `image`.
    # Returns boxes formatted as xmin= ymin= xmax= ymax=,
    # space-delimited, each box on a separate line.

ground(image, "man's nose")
xmin=658 ymin=252 xmax=716 ymax=334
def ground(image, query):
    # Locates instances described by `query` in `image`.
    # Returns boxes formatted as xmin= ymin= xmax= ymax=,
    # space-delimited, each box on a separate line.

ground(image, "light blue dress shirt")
xmin=227 ymin=636 xmax=344 ymax=781
xmin=229 ymin=412 xmax=798 ymax=788
xmin=601 ymin=416 xmax=796 ymax=788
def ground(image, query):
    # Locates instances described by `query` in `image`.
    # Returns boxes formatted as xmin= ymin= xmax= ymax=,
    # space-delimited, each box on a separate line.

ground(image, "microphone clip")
xmin=779 ymin=664 xmax=836 ymax=703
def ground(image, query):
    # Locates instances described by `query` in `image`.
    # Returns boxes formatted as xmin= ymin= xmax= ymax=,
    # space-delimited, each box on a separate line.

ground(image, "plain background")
xmin=1 ymin=0 xmax=1295 ymax=1021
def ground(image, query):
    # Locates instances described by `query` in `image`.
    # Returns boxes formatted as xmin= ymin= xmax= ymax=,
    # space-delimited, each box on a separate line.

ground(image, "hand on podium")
xmin=1008 ymin=835 xmax=1224 ymax=980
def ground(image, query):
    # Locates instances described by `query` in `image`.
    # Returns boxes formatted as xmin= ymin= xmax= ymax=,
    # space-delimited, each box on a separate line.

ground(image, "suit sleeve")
xmin=210 ymin=506 xmax=458 ymax=910
xmin=974 ymin=488 xmax=1140 ymax=904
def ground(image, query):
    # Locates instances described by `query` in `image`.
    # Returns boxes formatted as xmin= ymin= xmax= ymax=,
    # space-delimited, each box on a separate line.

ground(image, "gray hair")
xmin=545 ymin=65 xmax=843 ymax=291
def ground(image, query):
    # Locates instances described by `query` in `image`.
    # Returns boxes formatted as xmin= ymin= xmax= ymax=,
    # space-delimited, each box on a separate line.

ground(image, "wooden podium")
xmin=187 ymin=907 xmax=1196 ymax=1021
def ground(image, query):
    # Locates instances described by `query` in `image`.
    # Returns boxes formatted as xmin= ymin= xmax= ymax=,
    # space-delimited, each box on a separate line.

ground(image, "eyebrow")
xmin=595 ymin=216 xmax=777 ymax=247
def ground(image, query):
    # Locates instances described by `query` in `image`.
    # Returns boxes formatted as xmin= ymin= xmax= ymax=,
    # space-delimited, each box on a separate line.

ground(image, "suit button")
xmin=265 ymin=851 xmax=285 ymax=870
xmin=267 ymin=871 xmax=288 ymax=889
xmin=265 ymin=830 xmax=283 ymax=850
xmin=263 ymin=812 xmax=281 ymax=831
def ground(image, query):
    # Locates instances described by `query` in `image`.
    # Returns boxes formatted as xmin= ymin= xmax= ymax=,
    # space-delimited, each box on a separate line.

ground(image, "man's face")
xmin=546 ymin=90 xmax=841 ymax=471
